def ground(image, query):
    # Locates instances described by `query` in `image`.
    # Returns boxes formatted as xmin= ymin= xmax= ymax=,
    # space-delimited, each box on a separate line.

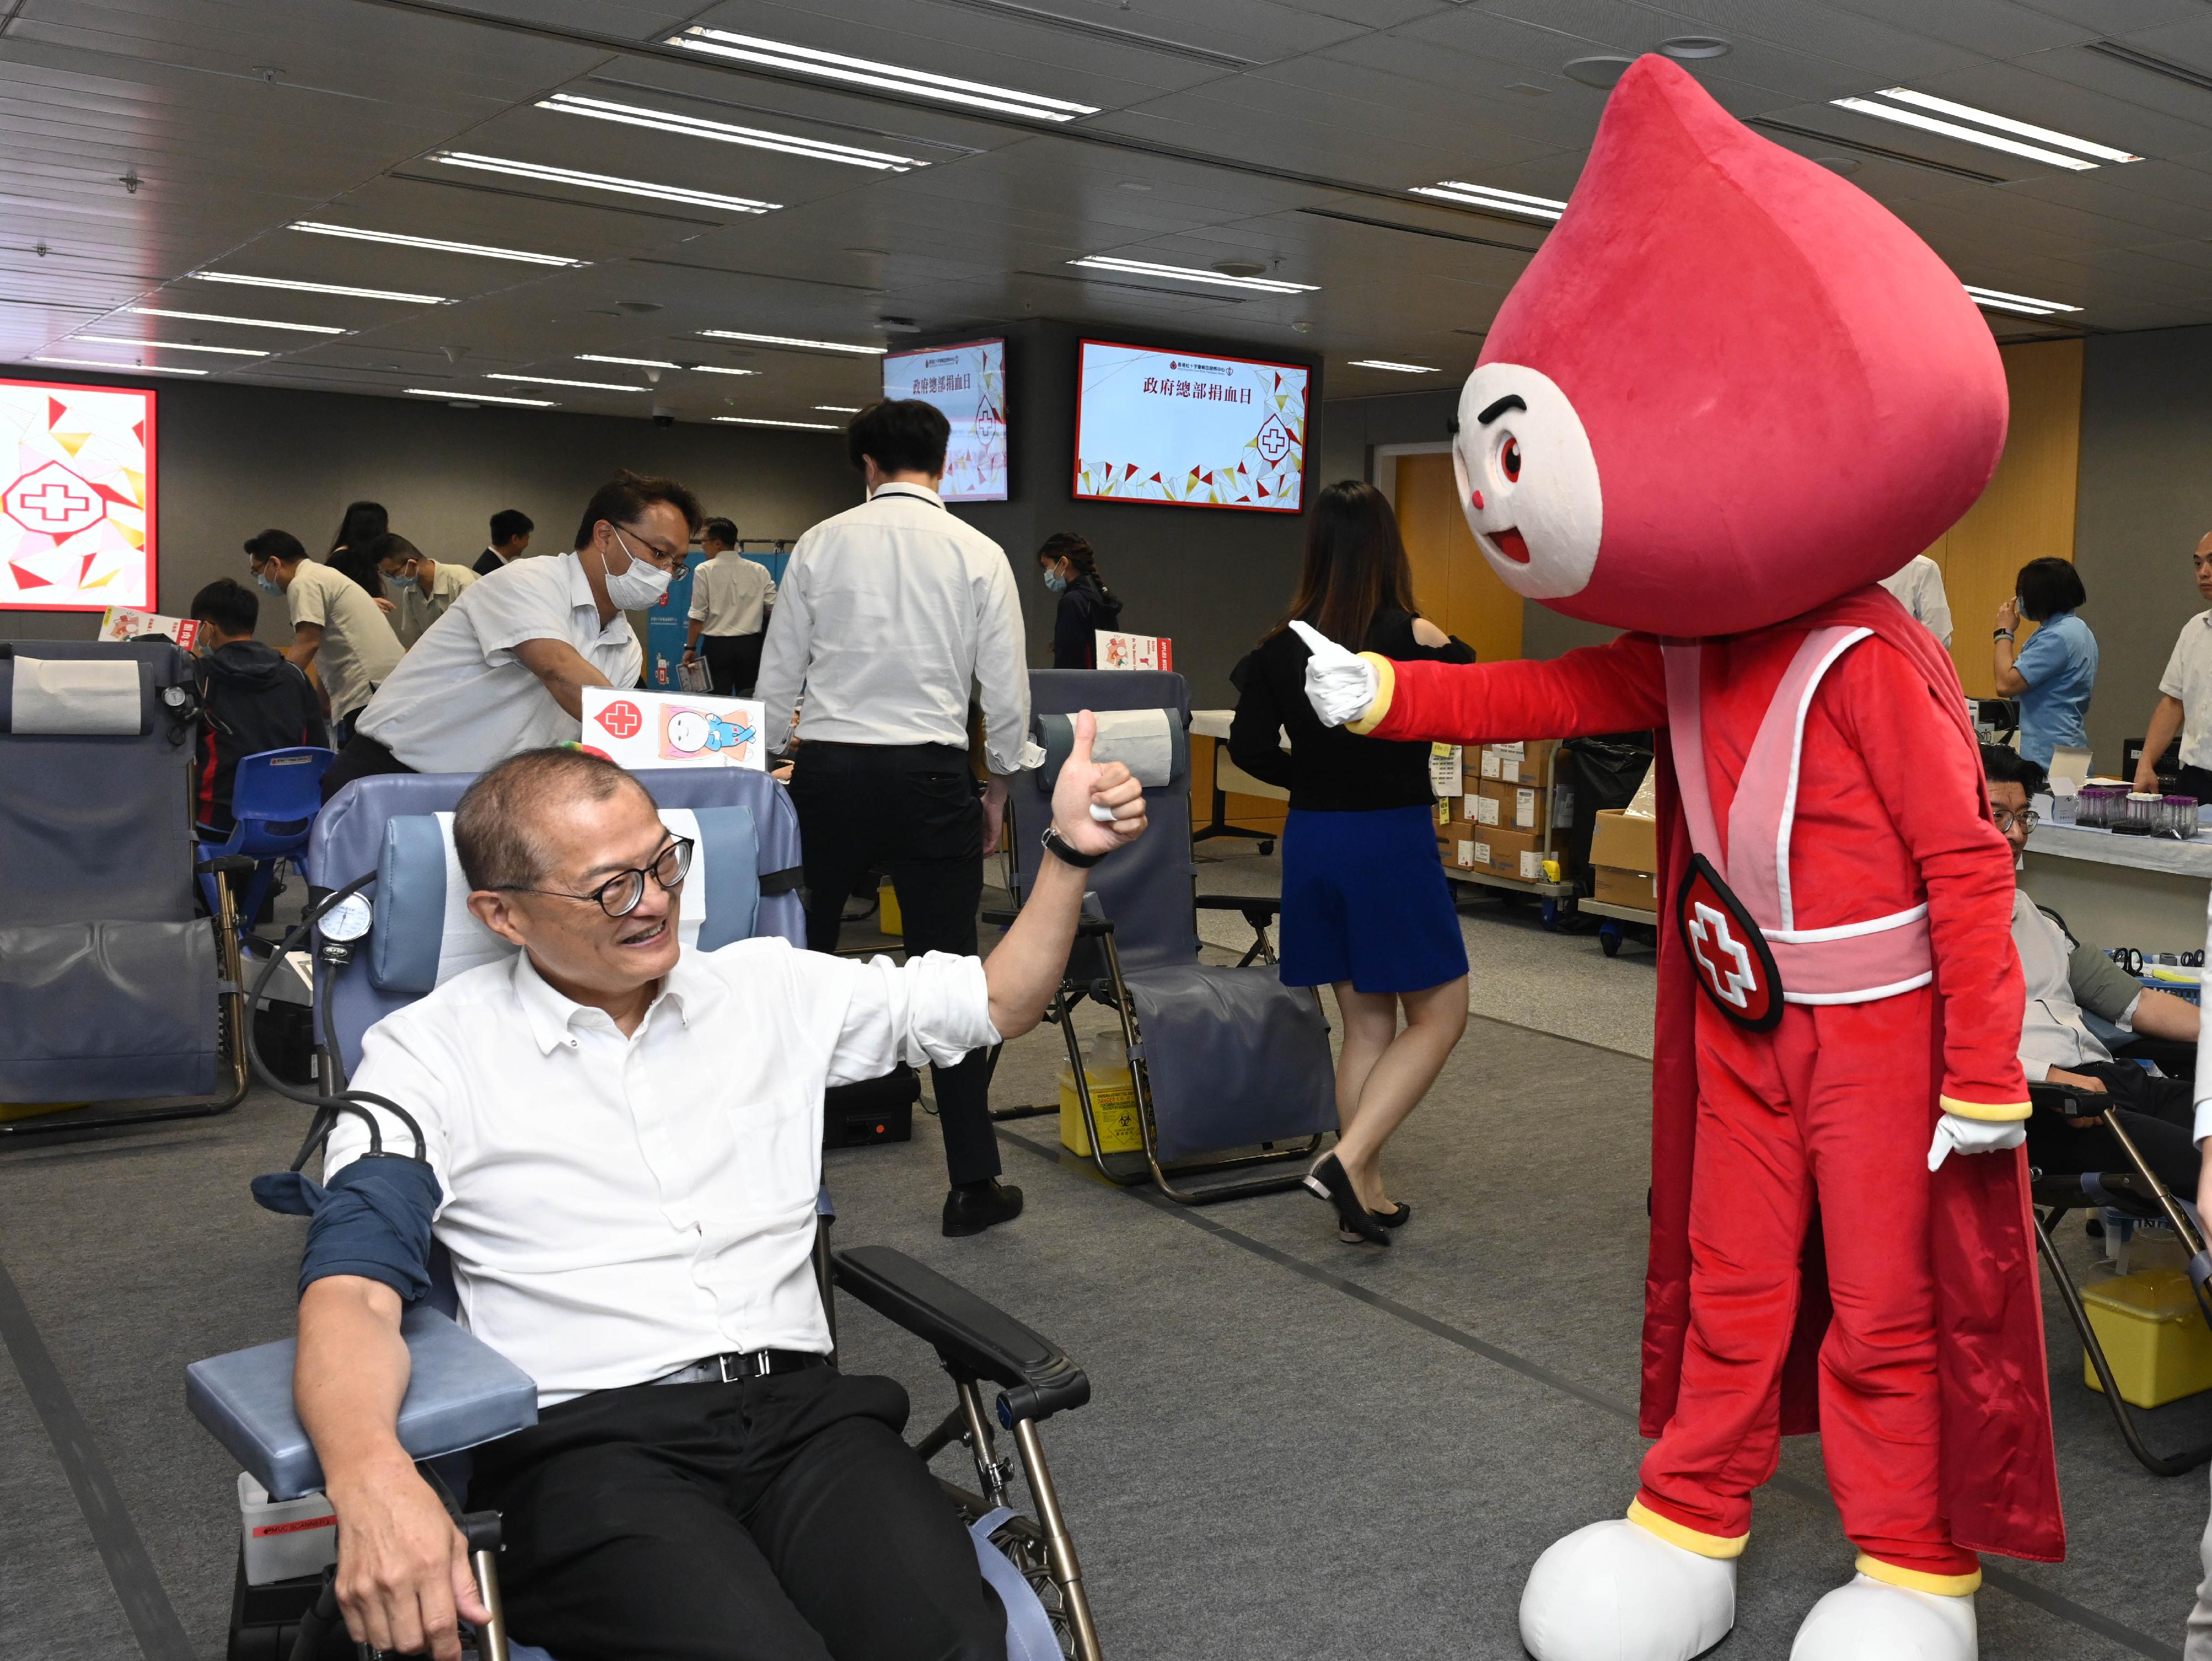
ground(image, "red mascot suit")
xmin=1296 ymin=55 xmax=2062 ymax=1661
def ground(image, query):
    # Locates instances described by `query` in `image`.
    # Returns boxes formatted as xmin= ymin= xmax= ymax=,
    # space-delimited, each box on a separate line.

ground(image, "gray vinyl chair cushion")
xmin=185 ymin=1304 xmax=538 ymax=1502
xmin=1121 ymin=965 xmax=1337 ymax=1162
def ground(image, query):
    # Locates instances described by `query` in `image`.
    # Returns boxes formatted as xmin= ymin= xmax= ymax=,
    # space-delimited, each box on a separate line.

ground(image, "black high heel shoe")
xmin=1304 ymin=1153 xmax=1390 ymax=1246
xmin=1370 ymin=1201 xmax=1412 ymax=1229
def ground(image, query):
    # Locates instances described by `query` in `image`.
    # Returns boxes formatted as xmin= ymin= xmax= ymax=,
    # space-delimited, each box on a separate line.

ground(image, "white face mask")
xmin=602 ymin=529 xmax=672 ymax=610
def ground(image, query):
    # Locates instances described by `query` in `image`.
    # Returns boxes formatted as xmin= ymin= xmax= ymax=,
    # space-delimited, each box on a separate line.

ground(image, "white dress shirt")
xmin=1877 ymin=555 xmax=1954 ymax=648
xmin=2160 ymin=611 xmax=2212 ymax=771
xmin=326 ymin=939 xmax=998 ymax=1404
xmin=389 ymin=560 xmax=478 ymax=650
xmin=2012 ymin=887 xmax=2138 ymax=1082
xmin=288 ymin=559 xmax=404 ymax=721
xmin=756 ymin=482 xmax=1042 ymax=774
xmin=357 ymin=551 xmax=641 ymax=773
xmin=688 ymin=551 xmax=776 ymax=637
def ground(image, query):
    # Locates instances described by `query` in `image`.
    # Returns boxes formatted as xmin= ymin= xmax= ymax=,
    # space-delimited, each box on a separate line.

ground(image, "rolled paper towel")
xmin=9 ymin=655 xmax=142 ymax=735
xmin=1031 ymin=707 xmax=1180 ymax=793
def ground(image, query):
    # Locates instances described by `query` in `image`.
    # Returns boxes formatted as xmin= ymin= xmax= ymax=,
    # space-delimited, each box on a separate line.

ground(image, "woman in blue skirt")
xmin=1229 ymin=481 xmax=1472 ymax=1245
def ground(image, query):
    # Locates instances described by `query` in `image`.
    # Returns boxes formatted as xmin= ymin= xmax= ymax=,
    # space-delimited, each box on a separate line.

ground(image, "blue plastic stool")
xmin=197 ymin=746 xmax=336 ymax=936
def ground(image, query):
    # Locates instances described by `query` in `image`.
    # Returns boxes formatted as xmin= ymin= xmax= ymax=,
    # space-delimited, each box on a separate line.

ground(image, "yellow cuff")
xmin=1344 ymin=653 xmax=1396 ymax=736
xmin=1626 ymin=1500 xmax=1747 ymax=1559
xmin=1856 ymin=1552 xmax=1980 ymax=1596
xmin=1940 ymin=1095 xmax=2032 ymax=1123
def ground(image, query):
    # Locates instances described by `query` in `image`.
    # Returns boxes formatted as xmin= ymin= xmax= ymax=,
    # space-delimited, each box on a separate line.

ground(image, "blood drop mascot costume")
xmin=1297 ymin=56 xmax=2061 ymax=1661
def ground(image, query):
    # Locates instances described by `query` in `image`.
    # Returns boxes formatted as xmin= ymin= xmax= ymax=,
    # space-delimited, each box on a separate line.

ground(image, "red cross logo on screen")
xmin=596 ymin=700 xmax=643 ymax=740
xmin=4 ymin=462 xmax=105 ymax=538
xmin=1254 ymin=414 xmax=1291 ymax=465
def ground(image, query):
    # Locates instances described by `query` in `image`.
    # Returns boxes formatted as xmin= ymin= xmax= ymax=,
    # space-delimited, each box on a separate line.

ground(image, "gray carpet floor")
xmin=2 ymin=858 xmax=2207 ymax=1659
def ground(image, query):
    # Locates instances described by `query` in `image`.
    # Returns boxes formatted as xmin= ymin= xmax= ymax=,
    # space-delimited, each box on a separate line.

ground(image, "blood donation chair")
xmin=0 ymin=638 xmax=250 ymax=1139
xmin=998 ymin=669 xmax=1336 ymax=1202
xmin=185 ymin=769 xmax=1102 ymax=1661
xmin=2027 ymin=1061 xmax=2212 ymax=1478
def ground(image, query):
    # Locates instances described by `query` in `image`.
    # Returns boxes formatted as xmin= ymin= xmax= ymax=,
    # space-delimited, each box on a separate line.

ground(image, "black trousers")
xmin=788 ymin=742 xmax=999 ymax=1186
xmin=2174 ymin=763 xmax=2212 ymax=806
xmin=320 ymin=730 xmax=414 ymax=803
xmin=2026 ymin=1058 xmax=2200 ymax=1196
xmin=701 ymin=631 xmax=765 ymax=697
xmin=468 ymin=1367 xmax=1004 ymax=1661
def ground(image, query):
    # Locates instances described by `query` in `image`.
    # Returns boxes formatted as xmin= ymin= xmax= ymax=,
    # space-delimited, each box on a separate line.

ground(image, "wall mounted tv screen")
xmin=881 ymin=337 xmax=1006 ymax=502
xmin=1 ymin=377 xmax=157 ymax=610
xmin=1073 ymin=340 xmax=1307 ymax=512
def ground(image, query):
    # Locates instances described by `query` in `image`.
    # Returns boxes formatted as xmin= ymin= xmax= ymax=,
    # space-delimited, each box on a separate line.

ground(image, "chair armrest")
xmin=196 ymin=854 xmax=258 ymax=878
xmin=982 ymin=907 xmax=1019 ymax=929
xmin=832 ymin=1245 xmax=1090 ymax=1425
xmin=185 ymin=1305 xmax=538 ymax=1501
xmin=2114 ymin=1035 xmax=2199 ymax=1081
xmin=1194 ymin=894 xmax=1281 ymax=921
xmin=983 ymin=904 xmax=1114 ymax=939
xmin=2028 ymin=1080 xmax=2107 ymax=1117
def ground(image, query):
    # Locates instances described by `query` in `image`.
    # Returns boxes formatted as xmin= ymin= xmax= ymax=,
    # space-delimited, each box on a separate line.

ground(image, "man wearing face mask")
xmin=322 ymin=472 xmax=698 ymax=801
xmin=367 ymin=532 xmax=477 ymax=649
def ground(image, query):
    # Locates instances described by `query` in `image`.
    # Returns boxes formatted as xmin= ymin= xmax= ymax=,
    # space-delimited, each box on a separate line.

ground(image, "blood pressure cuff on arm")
xmin=290 ymin=1155 xmax=442 ymax=1304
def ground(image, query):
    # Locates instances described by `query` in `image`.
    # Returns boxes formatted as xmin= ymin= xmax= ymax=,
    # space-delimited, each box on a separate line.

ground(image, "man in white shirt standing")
xmin=1877 ymin=552 xmax=1954 ymax=648
xmin=472 ymin=507 xmax=533 ymax=578
xmin=321 ymin=472 xmax=694 ymax=801
xmin=684 ymin=515 xmax=777 ymax=695
xmin=367 ymin=532 xmax=477 ymax=649
xmin=246 ymin=528 xmax=404 ymax=744
xmin=2134 ymin=532 xmax=2212 ymax=800
xmin=294 ymin=735 xmax=1146 ymax=1661
xmin=758 ymin=400 xmax=1040 ymax=1237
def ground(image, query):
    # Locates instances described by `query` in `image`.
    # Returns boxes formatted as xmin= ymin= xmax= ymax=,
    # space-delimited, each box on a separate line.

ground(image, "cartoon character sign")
xmin=661 ymin=705 xmax=758 ymax=764
xmin=1297 ymin=56 xmax=2053 ymax=1661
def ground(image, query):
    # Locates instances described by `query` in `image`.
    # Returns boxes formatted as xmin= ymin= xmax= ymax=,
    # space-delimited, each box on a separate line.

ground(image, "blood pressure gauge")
xmin=318 ymin=893 xmax=374 ymax=945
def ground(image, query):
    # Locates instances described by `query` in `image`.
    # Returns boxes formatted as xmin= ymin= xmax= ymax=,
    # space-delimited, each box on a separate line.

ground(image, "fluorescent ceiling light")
xmin=76 ymin=335 xmax=267 ymax=357
xmin=688 ymin=363 xmax=758 ymax=376
xmin=33 ymin=357 xmax=207 ymax=376
xmin=539 ymin=94 xmax=925 ymax=173
xmin=407 ymin=388 xmax=557 ymax=407
xmin=194 ymin=272 xmax=449 ymax=304
xmin=714 ymin=415 xmax=842 ymax=430
xmin=1067 ymin=256 xmax=1318 ymax=294
xmin=578 ymin=355 xmax=677 ymax=368
xmin=1829 ymin=91 xmax=2138 ymax=171
xmin=432 ymin=152 xmax=779 ymax=215
xmin=1349 ymin=360 xmax=1439 ymax=373
xmin=290 ymin=222 xmax=586 ymax=267
xmin=668 ymin=26 xmax=1097 ymax=122
xmin=1963 ymin=283 xmax=2081 ymax=317
xmin=129 ymin=307 xmax=346 ymax=334
xmin=815 ymin=404 xmax=861 ymax=412
xmin=700 ymin=330 xmax=886 ymax=355
xmin=486 ymin=373 xmax=646 ymax=392
xmin=1874 ymin=87 xmax=2139 ymax=165
xmin=1410 ymin=183 xmax=1567 ymax=222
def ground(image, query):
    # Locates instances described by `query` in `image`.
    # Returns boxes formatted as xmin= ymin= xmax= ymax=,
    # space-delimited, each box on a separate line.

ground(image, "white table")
xmin=2022 ymin=818 xmax=2212 ymax=952
xmin=1188 ymin=708 xmax=1285 ymax=851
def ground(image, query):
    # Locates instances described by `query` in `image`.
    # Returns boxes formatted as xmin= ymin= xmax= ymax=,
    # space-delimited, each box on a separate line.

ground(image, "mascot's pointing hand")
xmin=1291 ymin=621 xmax=1379 ymax=728
xmin=1926 ymin=1112 xmax=2027 ymax=1171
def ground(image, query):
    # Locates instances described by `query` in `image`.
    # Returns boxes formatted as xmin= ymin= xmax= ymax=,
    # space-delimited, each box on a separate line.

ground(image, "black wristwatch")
xmin=1041 ymin=824 xmax=1108 ymax=868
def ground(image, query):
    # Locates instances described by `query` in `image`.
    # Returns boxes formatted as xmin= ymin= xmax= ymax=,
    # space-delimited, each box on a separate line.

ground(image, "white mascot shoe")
xmin=1789 ymin=1573 xmax=1975 ymax=1660
xmin=1519 ymin=1518 xmax=1736 ymax=1661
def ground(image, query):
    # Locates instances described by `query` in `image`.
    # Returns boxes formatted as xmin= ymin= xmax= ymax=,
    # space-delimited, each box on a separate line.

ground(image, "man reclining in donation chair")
xmin=1985 ymin=745 xmax=2204 ymax=1207
xmin=294 ymin=731 xmax=1145 ymax=1661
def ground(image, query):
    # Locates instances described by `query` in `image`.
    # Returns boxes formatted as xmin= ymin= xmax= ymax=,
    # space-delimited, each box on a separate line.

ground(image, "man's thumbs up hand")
xmin=1050 ymin=709 xmax=1147 ymax=855
xmin=1290 ymin=621 xmax=1380 ymax=728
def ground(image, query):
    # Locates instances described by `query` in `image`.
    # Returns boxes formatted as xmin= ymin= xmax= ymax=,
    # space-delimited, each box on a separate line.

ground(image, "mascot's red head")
xmin=1454 ymin=55 xmax=2007 ymax=637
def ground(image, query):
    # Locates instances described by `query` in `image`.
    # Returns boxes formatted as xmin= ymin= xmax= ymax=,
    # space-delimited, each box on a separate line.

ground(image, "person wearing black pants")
xmin=790 ymin=741 xmax=1001 ymax=1211
xmin=468 ymin=1366 xmax=1004 ymax=1661
xmin=2025 ymin=1059 xmax=2201 ymax=1196
xmin=758 ymin=399 xmax=1042 ymax=1236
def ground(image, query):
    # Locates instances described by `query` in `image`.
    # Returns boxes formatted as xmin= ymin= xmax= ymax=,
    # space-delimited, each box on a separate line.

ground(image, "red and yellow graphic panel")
xmin=1 ymin=378 xmax=156 ymax=611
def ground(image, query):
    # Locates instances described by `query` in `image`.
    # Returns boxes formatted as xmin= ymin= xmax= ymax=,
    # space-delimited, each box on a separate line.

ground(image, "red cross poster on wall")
xmin=1 ymin=378 xmax=156 ymax=611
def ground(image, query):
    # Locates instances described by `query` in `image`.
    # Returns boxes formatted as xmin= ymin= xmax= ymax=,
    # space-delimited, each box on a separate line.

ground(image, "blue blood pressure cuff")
xmin=258 ymin=1154 xmax=442 ymax=1304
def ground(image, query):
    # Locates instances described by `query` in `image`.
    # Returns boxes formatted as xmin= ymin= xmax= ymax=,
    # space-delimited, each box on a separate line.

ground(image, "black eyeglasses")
xmin=1992 ymin=808 xmax=2041 ymax=834
xmin=494 ymin=836 xmax=692 ymax=918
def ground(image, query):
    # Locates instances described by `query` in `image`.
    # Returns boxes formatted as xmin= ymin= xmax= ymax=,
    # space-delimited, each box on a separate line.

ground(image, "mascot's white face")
xmin=1451 ymin=361 xmax=1604 ymax=603
xmin=666 ymin=710 xmax=709 ymax=754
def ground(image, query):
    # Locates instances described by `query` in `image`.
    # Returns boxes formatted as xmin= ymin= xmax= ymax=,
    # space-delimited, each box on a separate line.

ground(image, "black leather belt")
xmin=650 ymin=1348 xmax=827 ymax=1386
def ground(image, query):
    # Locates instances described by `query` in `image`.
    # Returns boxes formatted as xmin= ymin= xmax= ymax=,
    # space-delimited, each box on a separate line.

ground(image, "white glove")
xmin=1926 ymin=1112 xmax=2026 ymax=1171
xmin=1290 ymin=621 xmax=1379 ymax=728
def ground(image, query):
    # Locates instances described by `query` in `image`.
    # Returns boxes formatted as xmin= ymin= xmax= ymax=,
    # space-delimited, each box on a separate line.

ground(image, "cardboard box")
xmin=1472 ymin=779 xmax=1545 ymax=830
xmin=1476 ymin=739 xmax=1560 ymax=787
xmin=1436 ymin=824 xmax=1544 ymax=881
xmin=1591 ymin=866 xmax=1660 ymax=912
xmin=1589 ymin=808 xmax=1658 ymax=874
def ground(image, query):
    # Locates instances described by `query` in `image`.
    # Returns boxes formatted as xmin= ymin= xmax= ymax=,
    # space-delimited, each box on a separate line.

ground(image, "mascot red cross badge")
xmin=1297 ymin=54 xmax=2059 ymax=1661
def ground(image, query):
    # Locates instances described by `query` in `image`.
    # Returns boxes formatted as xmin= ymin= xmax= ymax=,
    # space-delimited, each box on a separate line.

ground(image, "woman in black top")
xmin=1230 ymin=480 xmax=1473 ymax=1246
xmin=1036 ymin=533 xmax=1123 ymax=668
xmin=326 ymin=499 xmax=397 ymax=620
